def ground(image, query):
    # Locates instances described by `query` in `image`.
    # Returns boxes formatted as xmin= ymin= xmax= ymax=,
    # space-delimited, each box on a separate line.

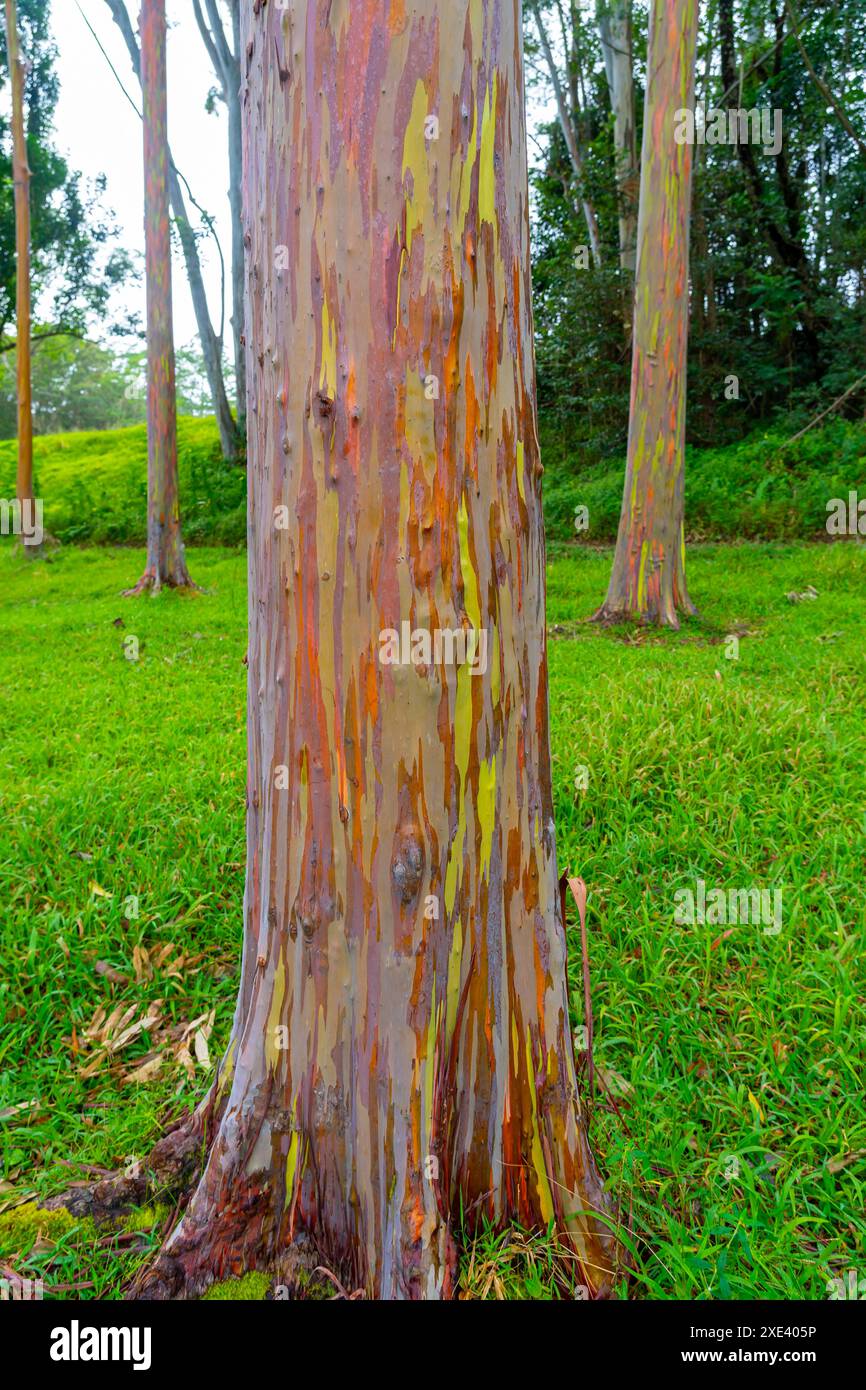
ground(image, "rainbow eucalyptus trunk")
xmin=594 ymin=0 xmax=698 ymax=628
xmin=126 ymin=0 xmax=194 ymax=594
xmin=597 ymin=0 xmax=638 ymax=275
xmin=135 ymin=0 xmax=614 ymax=1302
xmin=4 ymin=0 xmax=34 ymax=549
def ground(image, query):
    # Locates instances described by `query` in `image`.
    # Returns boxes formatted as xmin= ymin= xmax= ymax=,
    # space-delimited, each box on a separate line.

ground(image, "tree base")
xmin=591 ymin=593 xmax=699 ymax=631
xmin=123 ymin=567 xmax=200 ymax=597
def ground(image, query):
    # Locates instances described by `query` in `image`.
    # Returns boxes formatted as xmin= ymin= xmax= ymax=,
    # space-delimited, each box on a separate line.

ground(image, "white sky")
xmin=47 ymin=2 xmax=556 ymax=354
xmin=52 ymin=0 xmax=235 ymax=350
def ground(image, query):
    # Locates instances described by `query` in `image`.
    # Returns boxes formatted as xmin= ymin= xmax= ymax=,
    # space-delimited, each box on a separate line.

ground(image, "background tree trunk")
xmin=531 ymin=0 xmax=604 ymax=266
xmin=105 ymin=0 xmax=239 ymax=463
xmin=126 ymin=0 xmax=193 ymax=593
xmin=191 ymin=0 xmax=246 ymax=434
xmin=594 ymin=0 xmax=698 ymax=627
xmin=136 ymin=0 xmax=614 ymax=1301
xmin=4 ymin=0 xmax=34 ymax=544
xmin=597 ymin=0 xmax=638 ymax=274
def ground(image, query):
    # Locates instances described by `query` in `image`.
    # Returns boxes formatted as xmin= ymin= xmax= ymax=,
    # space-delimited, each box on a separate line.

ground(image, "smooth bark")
xmin=530 ymin=1 xmax=603 ymax=267
xmin=126 ymin=0 xmax=194 ymax=593
xmin=597 ymin=1 xmax=637 ymax=274
xmin=594 ymin=0 xmax=698 ymax=627
xmin=135 ymin=0 xmax=614 ymax=1301
xmin=105 ymin=0 xmax=239 ymax=462
xmin=192 ymin=0 xmax=246 ymax=430
xmin=4 ymin=0 xmax=34 ymax=541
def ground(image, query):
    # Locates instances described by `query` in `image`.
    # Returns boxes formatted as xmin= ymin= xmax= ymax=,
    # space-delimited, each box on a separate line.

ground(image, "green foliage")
xmin=526 ymin=0 xmax=866 ymax=449
xmin=0 ymin=415 xmax=247 ymax=545
xmin=0 ymin=0 xmax=134 ymax=347
xmin=542 ymin=416 xmax=866 ymax=543
xmin=0 ymin=541 xmax=862 ymax=1299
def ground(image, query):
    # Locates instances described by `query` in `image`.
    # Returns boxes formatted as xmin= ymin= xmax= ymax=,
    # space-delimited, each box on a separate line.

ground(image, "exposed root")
xmin=122 ymin=567 xmax=200 ymax=598
xmin=44 ymin=1094 xmax=217 ymax=1229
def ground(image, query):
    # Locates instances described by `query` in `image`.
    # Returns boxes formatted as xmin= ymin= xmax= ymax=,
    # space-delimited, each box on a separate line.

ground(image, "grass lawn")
xmin=0 ymin=539 xmax=864 ymax=1299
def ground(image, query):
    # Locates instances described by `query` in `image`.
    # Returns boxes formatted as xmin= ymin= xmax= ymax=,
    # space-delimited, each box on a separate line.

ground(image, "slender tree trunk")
xmin=4 ymin=0 xmax=34 ymax=549
xmin=105 ymin=0 xmax=239 ymax=463
xmin=126 ymin=0 xmax=194 ymax=594
xmin=226 ymin=0 xmax=246 ymax=432
xmin=168 ymin=163 xmax=240 ymax=462
xmin=530 ymin=1 xmax=604 ymax=267
xmin=597 ymin=1 xmax=637 ymax=274
xmin=133 ymin=0 xmax=614 ymax=1301
xmin=594 ymin=0 xmax=698 ymax=628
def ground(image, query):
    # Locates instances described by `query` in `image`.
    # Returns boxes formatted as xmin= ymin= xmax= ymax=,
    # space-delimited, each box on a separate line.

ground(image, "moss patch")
xmin=0 ymin=1202 xmax=96 ymax=1255
xmin=202 ymin=1271 xmax=271 ymax=1301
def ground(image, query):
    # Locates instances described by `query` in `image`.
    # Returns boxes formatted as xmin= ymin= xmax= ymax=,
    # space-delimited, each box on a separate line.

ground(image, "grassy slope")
xmin=542 ymin=416 xmax=866 ymax=543
xmin=3 ymin=412 xmax=865 ymax=547
xmin=0 ymin=417 xmax=246 ymax=547
xmin=0 ymin=541 xmax=864 ymax=1299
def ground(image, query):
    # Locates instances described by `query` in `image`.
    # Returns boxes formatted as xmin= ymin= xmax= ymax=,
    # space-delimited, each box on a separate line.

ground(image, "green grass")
xmin=542 ymin=415 xmax=866 ymax=544
xmin=0 ymin=417 xmax=246 ymax=547
xmin=0 ymin=539 xmax=864 ymax=1300
xmin=3 ymin=410 xmax=865 ymax=550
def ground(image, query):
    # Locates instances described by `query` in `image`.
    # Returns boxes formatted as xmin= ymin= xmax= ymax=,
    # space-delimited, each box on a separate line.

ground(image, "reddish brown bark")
xmin=134 ymin=0 xmax=615 ymax=1302
xmin=4 ymin=0 xmax=34 ymax=545
xmin=594 ymin=0 xmax=698 ymax=628
xmin=125 ymin=0 xmax=194 ymax=594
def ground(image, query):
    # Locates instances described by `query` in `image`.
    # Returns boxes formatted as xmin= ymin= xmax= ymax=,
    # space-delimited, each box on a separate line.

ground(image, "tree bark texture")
xmin=595 ymin=0 xmax=698 ymax=627
xmin=106 ymin=0 xmax=239 ymax=463
xmin=138 ymin=0 xmax=614 ymax=1301
xmin=127 ymin=0 xmax=194 ymax=593
xmin=4 ymin=0 xmax=34 ymax=530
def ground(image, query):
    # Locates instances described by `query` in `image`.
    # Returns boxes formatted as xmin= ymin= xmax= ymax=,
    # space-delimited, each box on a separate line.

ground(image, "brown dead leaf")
xmin=827 ymin=1150 xmax=866 ymax=1175
xmin=123 ymin=1055 xmax=164 ymax=1085
xmin=0 ymin=1099 xmax=39 ymax=1122
xmin=595 ymin=1064 xmax=633 ymax=1098
xmin=78 ymin=1000 xmax=163 ymax=1078
xmin=95 ymin=960 xmax=129 ymax=986
xmin=174 ymin=1042 xmax=196 ymax=1081
xmin=132 ymin=945 xmax=152 ymax=984
xmin=193 ymin=1028 xmax=211 ymax=1071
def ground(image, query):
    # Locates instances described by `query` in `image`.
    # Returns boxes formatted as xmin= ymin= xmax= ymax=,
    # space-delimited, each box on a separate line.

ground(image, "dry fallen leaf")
xmin=132 ymin=945 xmax=152 ymax=985
xmin=123 ymin=1055 xmax=164 ymax=1085
xmin=193 ymin=1028 xmax=211 ymax=1071
xmin=595 ymin=1064 xmax=633 ymax=1098
xmin=0 ymin=1100 xmax=39 ymax=1122
xmin=78 ymin=1000 xmax=163 ymax=1078
xmin=827 ymin=1150 xmax=866 ymax=1175
xmin=95 ymin=960 xmax=129 ymax=986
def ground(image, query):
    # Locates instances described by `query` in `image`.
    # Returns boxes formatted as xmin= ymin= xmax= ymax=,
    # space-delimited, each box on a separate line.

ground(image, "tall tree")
xmin=594 ymin=0 xmax=698 ymax=627
xmin=192 ymin=0 xmax=245 ymax=433
xmin=133 ymin=0 xmax=614 ymax=1300
xmin=103 ymin=0 xmax=239 ymax=462
xmin=125 ymin=0 xmax=193 ymax=593
xmin=3 ymin=0 xmax=33 ymax=545
xmin=530 ymin=0 xmax=604 ymax=266
xmin=596 ymin=0 xmax=637 ymax=274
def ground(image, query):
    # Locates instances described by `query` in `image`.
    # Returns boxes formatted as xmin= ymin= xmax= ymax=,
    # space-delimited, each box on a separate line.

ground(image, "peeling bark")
xmin=597 ymin=0 xmax=638 ymax=275
xmin=105 ymin=0 xmax=239 ymax=463
xmin=134 ymin=0 xmax=615 ymax=1301
xmin=4 ymin=0 xmax=34 ymax=548
xmin=594 ymin=0 xmax=698 ymax=628
xmin=125 ymin=0 xmax=195 ymax=595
